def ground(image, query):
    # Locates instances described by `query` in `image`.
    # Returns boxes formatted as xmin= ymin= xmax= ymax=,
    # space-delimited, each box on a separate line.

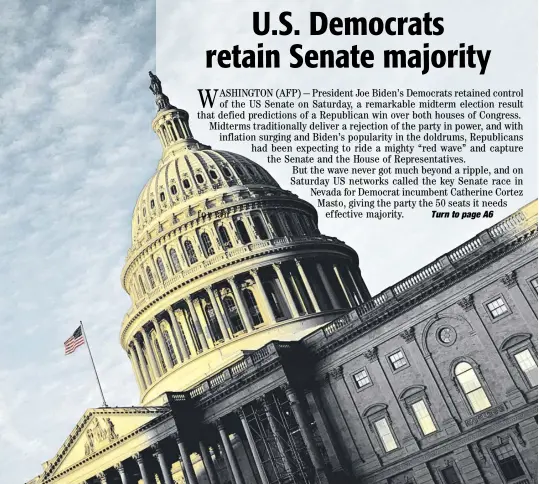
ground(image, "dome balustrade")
xmin=120 ymin=74 xmax=370 ymax=404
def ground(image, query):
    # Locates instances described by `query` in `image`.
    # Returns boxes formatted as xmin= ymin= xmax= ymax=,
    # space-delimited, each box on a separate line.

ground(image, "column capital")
xmin=328 ymin=365 xmax=344 ymax=380
xmin=249 ymin=268 xmax=260 ymax=277
xmin=400 ymin=327 xmax=415 ymax=343
xmin=114 ymin=462 xmax=125 ymax=473
xmin=215 ymin=418 xmax=225 ymax=431
xmin=501 ymin=270 xmax=518 ymax=288
xmin=151 ymin=441 xmax=163 ymax=455
xmin=96 ymin=472 xmax=107 ymax=483
xmin=363 ymin=347 xmax=378 ymax=362
xmin=166 ymin=305 xmax=175 ymax=313
xmin=458 ymin=294 xmax=475 ymax=311
xmin=133 ymin=451 xmax=144 ymax=463
xmin=234 ymin=407 xmax=247 ymax=420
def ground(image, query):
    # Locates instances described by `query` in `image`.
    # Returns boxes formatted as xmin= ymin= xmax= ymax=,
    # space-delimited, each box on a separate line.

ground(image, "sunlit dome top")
xmin=131 ymin=73 xmax=280 ymax=244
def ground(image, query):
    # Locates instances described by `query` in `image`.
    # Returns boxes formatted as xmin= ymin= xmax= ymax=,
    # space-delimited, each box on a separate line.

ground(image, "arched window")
xmin=269 ymin=213 xmax=284 ymax=237
xmin=162 ymin=328 xmax=178 ymax=366
xmin=146 ymin=266 xmax=155 ymax=289
xmin=218 ymin=225 xmax=232 ymax=248
xmin=200 ymin=232 xmax=215 ymax=256
xmin=184 ymin=240 xmax=198 ymax=264
xmin=243 ymin=289 xmax=263 ymax=326
xmin=169 ymin=248 xmax=181 ymax=272
xmin=252 ymin=215 xmax=269 ymax=240
xmin=455 ymin=362 xmax=491 ymax=413
xmin=222 ymin=295 xmax=244 ymax=333
xmin=264 ymin=282 xmax=285 ymax=320
xmin=153 ymin=335 xmax=167 ymax=374
xmin=138 ymin=275 xmax=146 ymax=294
xmin=236 ymin=219 xmax=251 ymax=244
xmin=156 ymin=257 xmax=167 ymax=281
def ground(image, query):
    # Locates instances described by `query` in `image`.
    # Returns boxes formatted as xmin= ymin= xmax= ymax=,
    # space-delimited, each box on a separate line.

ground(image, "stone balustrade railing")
xmin=123 ymin=233 xmax=352 ymax=324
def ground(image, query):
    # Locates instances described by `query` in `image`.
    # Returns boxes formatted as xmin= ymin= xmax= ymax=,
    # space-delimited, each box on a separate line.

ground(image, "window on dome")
xmin=195 ymin=173 xmax=204 ymax=184
xmin=174 ymin=119 xmax=184 ymax=138
xmin=143 ymin=208 xmax=146 ymax=217
xmin=170 ymin=185 xmax=178 ymax=195
xmin=184 ymin=240 xmax=198 ymax=265
xmin=243 ymin=288 xmax=263 ymax=326
xmin=222 ymin=295 xmax=244 ymax=334
xmin=204 ymin=304 xmax=224 ymax=342
xmin=200 ymin=232 xmax=215 ymax=256
xmin=218 ymin=225 xmax=232 ymax=248
xmin=146 ymin=266 xmax=156 ymax=289
xmin=252 ymin=215 xmax=269 ymax=240
xmin=209 ymin=169 xmax=218 ymax=180
xmin=246 ymin=166 xmax=256 ymax=177
xmin=223 ymin=167 xmax=232 ymax=178
xmin=150 ymin=200 xmax=155 ymax=209
xmin=167 ymin=122 xmax=177 ymax=141
xmin=264 ymin=282 xmax=286 ymax=320
xmin=156 ymin=257 xmax=167 ymax=281
xmin=169 ymin=248 xmax=181 ymax=272
xmin=183 ymin=178 xmax=191 ymax=189
xmin=235 ymin=219 xmax=251 ymax=244
xmin=153 ymin=335 xmax=167 ymax=374
xmin=160 ymin=192 xmax=165 ymax=202
xmin=162 ymin=327 xmax=178 ymax=366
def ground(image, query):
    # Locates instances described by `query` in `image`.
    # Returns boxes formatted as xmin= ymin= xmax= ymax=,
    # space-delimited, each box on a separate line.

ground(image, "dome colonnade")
xmin=120 ymin=73 xmax=370 ymax=403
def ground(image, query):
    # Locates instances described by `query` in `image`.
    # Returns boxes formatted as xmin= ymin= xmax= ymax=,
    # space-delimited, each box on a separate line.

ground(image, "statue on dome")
xmin=149 ymin=71 xmax=163 ymax=95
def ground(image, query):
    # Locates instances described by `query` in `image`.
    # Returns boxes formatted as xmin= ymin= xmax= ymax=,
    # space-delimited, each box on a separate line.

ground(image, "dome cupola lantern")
xmin=148 ymin=71 xmax=206 ymax=153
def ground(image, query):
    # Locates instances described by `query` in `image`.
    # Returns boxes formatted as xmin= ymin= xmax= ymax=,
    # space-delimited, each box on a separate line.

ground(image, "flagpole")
xmin=80 ymin=321 xmax=108 ymax=407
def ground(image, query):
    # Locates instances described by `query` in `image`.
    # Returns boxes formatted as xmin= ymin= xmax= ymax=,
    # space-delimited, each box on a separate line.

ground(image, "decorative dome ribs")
xmin=121 ymin=73 xmax=368 ymax=403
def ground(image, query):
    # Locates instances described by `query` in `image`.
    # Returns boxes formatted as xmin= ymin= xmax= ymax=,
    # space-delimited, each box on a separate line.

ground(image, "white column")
xmin=250 ymin=269 xmax=275 ymax=323
xmin=114 ymin=462 xmax=128 ymax=484
xmin=229 ymin=277 xmax=254 ymax=331
xmin=186 ymin=297 xmax=210 ymax=351
xmin=207 ymin=287 xmax=231 ymax=341
xmin=141 ymin=327 xmax=161 ymax=379
xmin=347 ymin=267 xmax=363 ymax=304
xmin=153 ymin=443 xmax=174 ymax=484
xmin=167 ymin=306 xmax=188 ymax=362
xmin=134 ymin=453 xmax=150 ymax=484
xmin=238 ymin=409 xmax=270 ymax=484
xmin=316 ymin=263 xmax=340 ymax=309
xmin=217 ymin=421 xmax=246 ymax=484
xmin=295 ymin=259 xmax=321 ymax=312
xmin=176 ymin=435 xmax=199 ymax=484
xmin=273 ymin=263 xmax=300 ymax=318
xmin=153 ymin=319 xmax=173 ymax=370
xmin=333 ymin=264 xmax=353 ymax=307
xmin=133 ymin=337 xmax=152 ymax=386
xmin=179 ymin=307 xmax=198 ymax=356
xmin=97 ymin=472 xmax=108 ymax=484
xmin=196 ymin=298 xmax=215 ymax=349
xmin=128 ymin=348 xmax=146 ymax=392
xmin=199 ymin=441 xmax=219 ymax=484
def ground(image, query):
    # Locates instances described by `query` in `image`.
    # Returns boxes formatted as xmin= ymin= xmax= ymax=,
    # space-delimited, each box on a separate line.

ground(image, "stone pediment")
xmin=42 ymin=406 xmax=169 ymax=480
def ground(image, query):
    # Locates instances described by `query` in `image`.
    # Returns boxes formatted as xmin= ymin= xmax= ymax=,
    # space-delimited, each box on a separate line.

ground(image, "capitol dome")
xmin=120 ymin=73 xmax=370 ymax=405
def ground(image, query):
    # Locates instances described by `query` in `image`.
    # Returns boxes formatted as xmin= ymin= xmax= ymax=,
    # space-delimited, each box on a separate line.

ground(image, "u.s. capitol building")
xmin=28 ymin=75 xmax=538 ymax=484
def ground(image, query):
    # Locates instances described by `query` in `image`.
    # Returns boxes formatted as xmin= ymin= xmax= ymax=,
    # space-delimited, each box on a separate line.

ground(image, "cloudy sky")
xmin=1 ymin=0 xmax=536 ymax=482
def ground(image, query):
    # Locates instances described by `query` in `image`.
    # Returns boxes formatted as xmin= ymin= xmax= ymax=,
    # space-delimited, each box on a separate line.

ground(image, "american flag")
xmin=64 ymin=325 xmax=85 ymax=355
